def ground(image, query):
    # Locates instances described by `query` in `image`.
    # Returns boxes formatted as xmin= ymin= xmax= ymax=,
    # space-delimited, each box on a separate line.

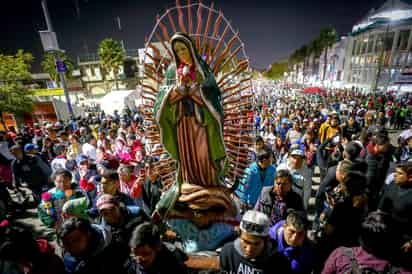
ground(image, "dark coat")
xmin=315 ymin=165 xmax=339 ymax=217
xmin=63 ymin=225 xmax=128 ymax=274
xmin=125 ymin=243 xmax=187 ymax=274
xmin=11 ymin=155 xmax=52 ymax=192
xmin=255 ymin=186 xmax=304 ymax=226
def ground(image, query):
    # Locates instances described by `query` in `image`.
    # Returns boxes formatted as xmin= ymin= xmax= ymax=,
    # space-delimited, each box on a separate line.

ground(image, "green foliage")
xmin=0 ymin=50 xmax=34 ymax=117
xmin=98 ymin=38 xmax=125 ymax=90
xmin=251 ymin=70 xmax=262 ymax=79
xmin=289 ymin=45 xmax=311 ymax=65
xmin=41 ymin=52 xmax=74 ymax=83
xmin=290 ymin=48 xmax=305 ymax=64
xmin=309 ymin=38 xmax=323 ymax=58
xmin=318 ymin=27 xmax=338 ymax=49
xmin=98 ymin=38 xmax=124 ymax=71
xmin=288 ymin=27 xmax=337 ymax=64
xmin=264 ymin=61 xmax=288 ymax=80
xmin=0 ymin=50 xmax=33 ymax=81
xmin=287 ymin=26 xmax=338 ymax=82
xmin=318 ymin=27 xmax=338 ymax=81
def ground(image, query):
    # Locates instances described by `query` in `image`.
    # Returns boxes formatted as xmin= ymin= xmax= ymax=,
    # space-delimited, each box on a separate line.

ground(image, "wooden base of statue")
xmin=185 ymin=254 xmax=220 ymax=271
xmin=162 ymin=183 xmax=239 ymax=253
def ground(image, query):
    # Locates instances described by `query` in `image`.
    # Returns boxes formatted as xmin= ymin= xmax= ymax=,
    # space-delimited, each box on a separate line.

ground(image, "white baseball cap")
xmin=240 ymin=210 xmax=270 ymax=237
xmin=290 ymin=149 xmax=305 ymax=157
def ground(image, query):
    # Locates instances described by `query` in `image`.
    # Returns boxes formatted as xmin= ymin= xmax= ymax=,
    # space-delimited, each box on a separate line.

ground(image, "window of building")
xmin=398 ymin=52 xmax=408 ymax=66
xmin=90 ymin=66 xmax=95 ymax=76
xmin=384 ymin=32 xmax=395 ymax=51
xmin=362 ymin=70 xmax=368 ymax=83
xmin=367 ymin=35 xmax=374 ymax=53
xmin=367 ymin=55 xmax=373 ymax=64
xmin=360 ymin=56 xmax=365 ymax=65
xmin=352 ymin=39 xmax=358 ymax=56
xmin=376 ymin=33 xmax=384 ymax=53
xmin=353 ymin=70 xmax=359 ymax=83
xmin=407 ymin=52 xmax=412 ymax=66
xmin=392 ymin=54 xmax=401 ymax=66
xmin=363 ymin=38 xmax=369 ymax=54
xmin=359 ymin=38 xmax=367 ymax=55
xmin=383 ymin=51 xmax=390 ymax=66
xmin=397 ymin=30 xmax=410 ymax=51
xmin=84 ymin=68 xmax=91 ymax=78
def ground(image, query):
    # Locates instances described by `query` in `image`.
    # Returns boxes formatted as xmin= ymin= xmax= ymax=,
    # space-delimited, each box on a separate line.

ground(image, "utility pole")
xmin=116 ymin=16 xmax=125 ymax=51
xmin=40 ymin=0 xmax=74 ymax=118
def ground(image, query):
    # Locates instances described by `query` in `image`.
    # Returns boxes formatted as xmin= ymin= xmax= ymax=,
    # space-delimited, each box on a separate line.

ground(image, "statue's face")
xmin=174 ymin=41 xmax=192 ymax=65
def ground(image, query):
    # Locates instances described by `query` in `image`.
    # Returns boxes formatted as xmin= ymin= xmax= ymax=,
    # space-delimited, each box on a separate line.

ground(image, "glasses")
xmin=241 ymin=220 xmax=266 ymax=234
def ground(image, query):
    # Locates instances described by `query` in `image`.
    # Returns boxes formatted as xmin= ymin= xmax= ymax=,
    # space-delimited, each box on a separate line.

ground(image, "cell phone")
xmin=139 ymin=168 xmax=146 ymax=176
xmin=332 ymin=135 xmax=340 ymax=145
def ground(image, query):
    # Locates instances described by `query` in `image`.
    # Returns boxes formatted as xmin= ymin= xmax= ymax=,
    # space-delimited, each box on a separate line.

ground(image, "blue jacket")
xmin=269 ymin=220 xmax=315 ymax=274
xmin=236 ymin=162 xmax=276 ymax=207
xmin=277 ymin=126 xmax=289 ymax=141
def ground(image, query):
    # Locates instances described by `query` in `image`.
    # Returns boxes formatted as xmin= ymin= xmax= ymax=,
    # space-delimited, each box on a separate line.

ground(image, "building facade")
xmin=343 ymin=0 xmax=412 ymax=92
xmin=77 ymin=49 xmax=140 ymax=96
xmin=77 ymin=41 xmax=169 ymax=96
xmin=284 ymin=0 xmax=412 ymax=93
xmin=318 ymin=37 xmax=348 ymax=88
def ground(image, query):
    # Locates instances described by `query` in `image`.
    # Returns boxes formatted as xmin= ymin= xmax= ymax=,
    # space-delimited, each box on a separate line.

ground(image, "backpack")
xmin=342 ymin=247 xmax=400 ymax=274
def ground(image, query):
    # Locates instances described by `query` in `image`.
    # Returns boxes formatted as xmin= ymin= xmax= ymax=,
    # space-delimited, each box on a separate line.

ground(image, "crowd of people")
xmin=0 ymin=88 xmax=411 ymax=273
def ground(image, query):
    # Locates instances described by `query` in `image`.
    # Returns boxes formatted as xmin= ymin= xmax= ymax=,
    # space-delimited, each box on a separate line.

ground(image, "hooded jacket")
xmin=63 ymin=224 xmax=128 ymax=274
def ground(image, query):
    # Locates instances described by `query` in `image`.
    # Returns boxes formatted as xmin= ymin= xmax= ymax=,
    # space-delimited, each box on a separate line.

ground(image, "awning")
xmin=302 ymin=87 xmax=326 ymax=94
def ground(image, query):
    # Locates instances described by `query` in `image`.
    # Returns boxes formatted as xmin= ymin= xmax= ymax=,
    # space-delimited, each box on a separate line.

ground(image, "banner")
xmin=32 ymin=88 xmax=64 ymax=97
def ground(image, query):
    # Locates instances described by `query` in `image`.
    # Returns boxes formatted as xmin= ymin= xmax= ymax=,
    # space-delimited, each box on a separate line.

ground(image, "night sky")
xmin=1 ymin=0 xmax=387 ymax=71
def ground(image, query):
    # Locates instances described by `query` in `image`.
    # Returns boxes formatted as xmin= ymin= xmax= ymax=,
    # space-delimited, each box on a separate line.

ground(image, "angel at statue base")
xmin=152 ymin=32 xmax=238 ymax=237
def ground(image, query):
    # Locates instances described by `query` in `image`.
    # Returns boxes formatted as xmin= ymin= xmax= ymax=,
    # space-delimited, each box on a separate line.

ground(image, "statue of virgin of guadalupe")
xmin=153 ymin=32 xmax=235 ymax=221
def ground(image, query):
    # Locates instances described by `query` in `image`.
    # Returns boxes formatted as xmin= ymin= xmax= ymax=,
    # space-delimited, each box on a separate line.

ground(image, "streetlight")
xmin=39 ymin=0 xmax=74 ymax=118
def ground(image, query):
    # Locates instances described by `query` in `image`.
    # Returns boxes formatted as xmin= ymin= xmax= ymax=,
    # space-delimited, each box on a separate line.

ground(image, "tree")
xmin=0 ymin=50 xmax=34 ymax=129
xmin=292 ymin=45 xmax=311 ymax=84
xmin=318 ymin=27 xmax=338 ymax=82
xmin=98 ymin=38 xmax=125 ymax=91
xmin=289 ymin=47 xmax=306 ymax=83
xmin=264 ymin=61 xmax=289 ymax=80
xmin=309 ymin=38 xmax=323 ymax=77
xmin=41 ymin=52 xmax=74 ymax=84
xmin=251 ymin=69 xmax=263 ymax=79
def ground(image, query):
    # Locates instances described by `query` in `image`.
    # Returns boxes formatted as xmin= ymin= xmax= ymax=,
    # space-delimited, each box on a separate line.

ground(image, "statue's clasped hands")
xmin=177 ymin=76 xmax=198 ymax=96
